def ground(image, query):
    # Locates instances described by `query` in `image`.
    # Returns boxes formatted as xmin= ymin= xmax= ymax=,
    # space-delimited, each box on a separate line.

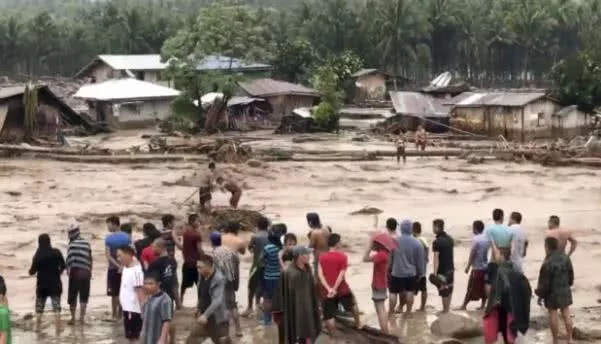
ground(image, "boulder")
xmin=430 ymin=312 xmax=482 ymax=339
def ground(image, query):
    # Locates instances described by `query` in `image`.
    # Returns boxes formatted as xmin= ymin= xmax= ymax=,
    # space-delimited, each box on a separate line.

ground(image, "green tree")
xmin=550 ymin=52 xmax=601 ymax=113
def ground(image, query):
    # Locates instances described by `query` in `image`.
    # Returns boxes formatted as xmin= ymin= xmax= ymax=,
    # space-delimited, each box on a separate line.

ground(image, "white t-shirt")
xmin=119 ymin=263 xmax=144 ymax=313
xmin=508 ymin=224 xmax=526 ymax=272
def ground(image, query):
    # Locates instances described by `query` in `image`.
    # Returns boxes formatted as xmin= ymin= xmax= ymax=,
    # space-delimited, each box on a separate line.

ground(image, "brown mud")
xmin=2 ymin=133 xmax=601 ymax=343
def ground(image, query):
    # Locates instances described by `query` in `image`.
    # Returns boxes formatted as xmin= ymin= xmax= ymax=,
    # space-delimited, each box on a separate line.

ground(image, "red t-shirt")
xmin=318 ymin=250 xmax=351 ymax=298
xmin=141 ymin=246 xmax=158 ymax=267
xmin=182 ymin=229 xmax=202 ymax=264
xmin=371 ymin=250 xmax=389 ymax=289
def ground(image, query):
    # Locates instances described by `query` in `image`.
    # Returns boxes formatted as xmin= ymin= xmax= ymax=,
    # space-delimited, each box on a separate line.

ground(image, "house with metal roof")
xmin=74 ymin=78 xmax=180 ymax=129
xmin=551 ymin=105 xmax=592 ymax=138
xmin=0 ymin=85 xmax=91 ymax=142
xmin=350 ymin=68 xmax=408 ymax=102
xmin=237 ymin=78 xmax=319 ymax=121
xmin=450 ymin=91 xmax=561 ymax=141
xmin=74 ymin=54 xmax=272 ymax=86
xmin=387 ymin=91 xmax=450 ymax=133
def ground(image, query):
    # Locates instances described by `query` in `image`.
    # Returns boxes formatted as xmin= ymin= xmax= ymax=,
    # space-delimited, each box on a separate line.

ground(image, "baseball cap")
xmin=291 ymin=245 xmax=313 ymax=257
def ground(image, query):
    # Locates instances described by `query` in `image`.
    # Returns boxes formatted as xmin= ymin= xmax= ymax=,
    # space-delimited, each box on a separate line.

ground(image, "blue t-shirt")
xmin=484 ymin=223 xmax=512 ymax=248
xmin=262 ymin=244 xmax=281 ymax=280
xmin=105 ymin=232 xmax=131 ymax=269
xmin=471 ymin=233 xmax=490 ymax=270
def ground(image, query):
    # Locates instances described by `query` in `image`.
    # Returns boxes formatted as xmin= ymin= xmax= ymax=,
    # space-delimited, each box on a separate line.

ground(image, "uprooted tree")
xmin=161 ymin=1 xmax=269 ymax=132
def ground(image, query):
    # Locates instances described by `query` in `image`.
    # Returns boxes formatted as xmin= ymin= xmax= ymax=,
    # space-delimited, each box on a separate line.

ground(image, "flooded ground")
xmin=2 ymin=133 xmax=601 ymax=343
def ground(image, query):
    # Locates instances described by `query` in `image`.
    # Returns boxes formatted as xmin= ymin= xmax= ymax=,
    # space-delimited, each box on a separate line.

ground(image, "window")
xmin=122 ymin=102 xmax=142 ymax=114
xmin=135 ymin=71 xmax=146 ymax=80
xmin=537 ymin=112 xmax=546 ymax=127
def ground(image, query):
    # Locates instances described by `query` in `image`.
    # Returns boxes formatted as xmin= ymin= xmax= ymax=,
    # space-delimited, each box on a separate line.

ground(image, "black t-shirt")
xmin=134 ymin=237 xmax=153 ymax=260
xmin=148 ymin=255 xmax=178 ymax=298
xmin=432 ymin=231 xmax=455 ymax=274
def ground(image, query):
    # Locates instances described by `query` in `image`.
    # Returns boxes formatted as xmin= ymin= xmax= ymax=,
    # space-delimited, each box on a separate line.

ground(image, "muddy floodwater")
xmin=2 ymin=137 xmax=601 ymax=343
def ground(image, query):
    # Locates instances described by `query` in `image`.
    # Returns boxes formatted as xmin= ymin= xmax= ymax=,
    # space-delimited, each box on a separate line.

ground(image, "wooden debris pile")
xmin=146 ymin=136 xmax=252 ymax=163
xmin=205 ymin=208 xmax=264 ymax=232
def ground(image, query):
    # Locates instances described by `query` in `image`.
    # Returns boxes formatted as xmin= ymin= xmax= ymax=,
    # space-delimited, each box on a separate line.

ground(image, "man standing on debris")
xmin=105 ymin=216 xmax=131 ymax=321
xmin=245 ymin=217 xmax=269 ymax=318
xmin=394 ymin=129 xmax=406 ymax=164
xmin=546 ymin=215 xmax=577 ymax=257
xmin=389 ymin=219 xmax=425 ymax=317
xmin=536 ymin=237 xmax=574 ymax=344
xmin=431 ymin=219 xmax=455 ymax=313
xmin=272 ymin=246 xmax=321 ymax=344
xmin=215 ymin=176 xmax=243 ymax=209
xmin=415 ymin=125 xmax=427 ymax=151
xmin=66 ymin=224 xmax=93 ymax=325
xmin=199 ymin=162 xmax=217 ymax=212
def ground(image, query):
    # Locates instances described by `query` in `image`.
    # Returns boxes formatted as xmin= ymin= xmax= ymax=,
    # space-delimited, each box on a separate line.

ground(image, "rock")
xmin=351 ymin=134 xmax=370 ymax=142
xmin=430 ymin=312 xmax=482 ymax=339
xmin=246 ymin=159 xmax=263 ymax=168
xmin=349 ymin=206 xmax=383 ymax=215
xmin=436 ymin=339 xmax=465 ymax=344
xmin=5 ymin=191 xmax=21 ymax=197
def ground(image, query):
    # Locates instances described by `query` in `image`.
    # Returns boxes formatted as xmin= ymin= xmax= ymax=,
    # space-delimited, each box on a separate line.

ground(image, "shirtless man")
xmin=546 ymin=215 xmax=577 ymax=257
xmin=306 ymin=212 xmax=330 ymax=274
xmin=394 ymin=130 xmax=406 ymax=164
xmin=415 ymin=125 xmax=427 ymax=151
xmin=221 ymin=221 xmax=247 ymax=255
xmin=199 ymin=162 xmax=217 ymax=212
xmin=215 ymin=176 xmax=243 ymax=209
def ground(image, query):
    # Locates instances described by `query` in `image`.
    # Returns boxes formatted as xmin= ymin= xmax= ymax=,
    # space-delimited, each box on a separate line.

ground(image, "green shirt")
xmin=0 ymin=305 xmax=11 ymax=344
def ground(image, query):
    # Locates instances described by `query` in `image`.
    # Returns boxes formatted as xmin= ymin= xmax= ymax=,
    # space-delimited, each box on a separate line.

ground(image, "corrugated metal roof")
xmin=0 ymin=86 xmax=28 ymax=100
xmin=430 ymin=72 xmax=453 ymax=88
xmin=443 ymin=92 xmax=475 ymax=105
xmin=227 ymin=96 xmax=264 ymax=107
xmin=454 ymin=91 xmax=547 ymax=107
xmin=389 ymin=91 xmax=448 ymax=118
xmin=339 ymin=107 xmax=394 ymax=119
xmin=292 ymin=107 xmax=312 ymax=118
xmin=73 ymin=78 xmax=180 ymax=101
xmin=554 ymin=105 xmax=580 ymax=117
xmin=75 ymin=54 xmax=272 ymax=77
xmin=238 ymin=78 xmax=319 ymax=97
xmin=351 ymin=68 xmax=379 ymax=77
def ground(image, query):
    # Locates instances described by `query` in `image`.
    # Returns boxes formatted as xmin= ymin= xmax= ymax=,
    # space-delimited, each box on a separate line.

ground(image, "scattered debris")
xmin=5 ymin=191 xmax=21 ymax=197
xmin=206 ymin=207 xmax=265 ymax=232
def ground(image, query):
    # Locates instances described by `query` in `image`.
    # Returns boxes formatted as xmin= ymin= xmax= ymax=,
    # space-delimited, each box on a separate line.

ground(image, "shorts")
xmin=188 ymin=321 xmax=230 ymax=342
xmin=429 ymin=272 xmax=454 ymax=297
xmin=123 ymin=311 xmax=142 ymax=339
xmin=413 ymin=276 xmax=427 ymax=294
xmin=485 ymin=262 xmax=498 ymax=285
xmin=229 ymin=190 xmax=242 ymax=208
xmin=225 ymin=282 xmax=237 ymax=310
xmin=262 ymin=278 xmax=279 ymax=299
xmin=248 ymin=266 xmax=263 ymax=299
xmin=35 ymin=295 xmax=61 ymax=314
xmin=388 ymin=276 xmax=417 ymax=294
xmin=106 ymin=269 xmax=122 ymax=297
xmin=199 ymin=187 xmax=212 ymax=205
xmin=372 ymin=288 xmax=387 ymax=302
xmin=322 ymin=293 xmax=355 ymax=321
xmin=181 ymin=263 xmax=199 ymax=289
xmin=68 ymin=275 xmax=91 ymax=305
xmin=544 ymin=290 xmax=573 ymax=310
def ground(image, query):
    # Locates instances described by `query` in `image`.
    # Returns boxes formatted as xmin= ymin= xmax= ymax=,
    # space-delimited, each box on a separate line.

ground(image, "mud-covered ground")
xmin=2 ymin=133 xmax=601 ymax=343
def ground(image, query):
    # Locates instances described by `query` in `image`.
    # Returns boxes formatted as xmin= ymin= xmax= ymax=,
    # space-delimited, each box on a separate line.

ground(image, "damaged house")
xmin=74 ymin=54 xmax=272 ymax=86
xmin=388 ymin=91 xmax=449 ymax=133
xmin=350 ymin=69 xmax=407 ymax=102
xmin=237 ymin=78 xmax=320 ymax=121
xmin=0 ymin=85 xmax=91 ymax=143
xmin=449 ymin=91 xmax=562 ymax=141
xmin=74 ymin=78 xmax=179 ymax=129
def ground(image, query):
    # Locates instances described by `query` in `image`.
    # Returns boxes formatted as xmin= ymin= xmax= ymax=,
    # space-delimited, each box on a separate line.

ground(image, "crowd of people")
xmin=0 ymin=185 xmax=581 ymax=344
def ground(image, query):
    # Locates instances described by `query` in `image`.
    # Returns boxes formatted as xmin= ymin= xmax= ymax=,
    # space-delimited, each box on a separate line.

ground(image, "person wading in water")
xmin=215 ymin=176 xmax=243 ymax=209
xmin=199 ymin=162 xmax=217 ymax=212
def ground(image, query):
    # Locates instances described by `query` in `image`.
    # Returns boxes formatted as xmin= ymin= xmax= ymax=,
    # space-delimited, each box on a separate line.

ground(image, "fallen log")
xmin=316 ymin=316 xmax=402 ymax=344
xmin=0 ymin=143 xmax=109 ymax=156
xmin=40 ymin=154 xmax=206 ymax=164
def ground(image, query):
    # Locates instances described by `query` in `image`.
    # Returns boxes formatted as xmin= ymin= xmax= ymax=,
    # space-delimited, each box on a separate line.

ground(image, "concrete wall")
xmin=451 ymin=99 xmax=561 ymax=141
xmin=91 ymin=99 xmax=173 ymax=129
xmin=552 ymin=109 xmax=592 ymax=138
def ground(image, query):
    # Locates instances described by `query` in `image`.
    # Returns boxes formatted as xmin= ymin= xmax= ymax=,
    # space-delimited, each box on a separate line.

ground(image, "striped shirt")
xmin=66 ymin=238 xmax=92 ymax=272
xmin=212 ymin=247 xmax=239 ymax=283
xmin=262 ymin=244 xmax=281 ymax=280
